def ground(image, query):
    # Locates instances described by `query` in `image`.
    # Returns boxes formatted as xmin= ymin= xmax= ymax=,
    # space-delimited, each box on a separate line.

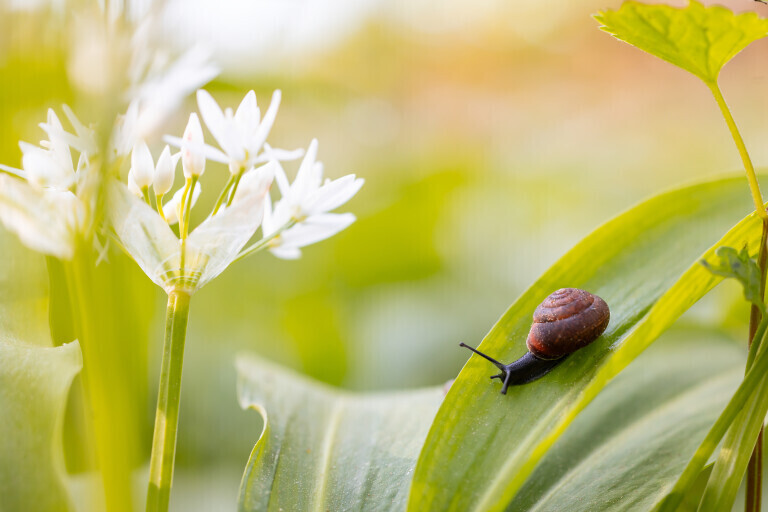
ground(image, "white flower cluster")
xmin=108 ymin=88 xmax=363 ymax=293
xmin=0 ymin=16 xmax=362 ymax=294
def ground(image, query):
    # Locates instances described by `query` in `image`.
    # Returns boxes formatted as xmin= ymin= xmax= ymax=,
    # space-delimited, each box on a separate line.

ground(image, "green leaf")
xmin=696 ymin=366 xmax=768 ymax=512
xmin=0 ymin=340 xmax=82 ymax=512
xmin=657 ymin=312 xmax=768 ymax=511
xmin=506 ymin=333 xmax=743 ymax=511
xmin=594 ymin=1 xmax=768 ymax=84
xmin=700 ymin=245 xmax=765 ymax=312
xmin=0 ymin=232 xmax=82 ymax=512
xmin=407 ymin=175 xmax=762 ymax=512
xmin=236 ymin=354 xmax=443 ymax=512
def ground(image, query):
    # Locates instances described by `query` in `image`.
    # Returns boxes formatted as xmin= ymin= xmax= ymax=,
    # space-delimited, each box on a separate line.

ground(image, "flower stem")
xmin=211 ymin=174 xmax=236 ymax=216
xmin=709 ymin=82 xmax=768 ymax=220
xmin=226 ymin=169 xmax=244 ymax=208
xmin=709 ymin=80 xmax=768 ymax=512
xmin=156 ymin=194 xmax=167 ymax=222
xmin=233 ymin=219 xmax=296 ymax=263
xmin=146 ymin=289 xmax=191 ymax=512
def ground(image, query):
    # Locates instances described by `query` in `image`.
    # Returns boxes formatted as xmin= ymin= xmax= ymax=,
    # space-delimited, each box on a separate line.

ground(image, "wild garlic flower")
xmin=0 ymin=108 xmax=94 ymax=259
xmin=260 ymin=139 xmax=363 ymax=260
xmin=166 ymin=89 xmax=302 ymax=174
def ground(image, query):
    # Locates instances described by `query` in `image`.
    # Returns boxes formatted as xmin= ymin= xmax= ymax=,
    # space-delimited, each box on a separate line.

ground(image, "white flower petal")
xmin=153 ymin=145 xmax=175 ymax=195
xmin=249 ymin=90 xmax=281 ymax=155
xmin=181 ymin=113 xmax=206 ymax=177
xmin=269 ymin=246 xmax=302 ymax=260
xmin=163 ymin=181 xmax=201 ymax=225
xmin=0 ymin=175 xmax=76 ymax=259
xmin=196 ymin=89 xmax=227 ymax=151
xmin=20 ymin=145 xmax=74 ymax=190
xmin=277 ymin=212 xmax=356 ymax=250
xmin=234 ymin=90 xmax=259 ymax=136
xmin=127 ymin=169 xmax=143 ymax=197
xmin=107 ymin=179 xmax=183 ymax=292
xmin=130 ymin=140 xmax=154 ymax=188
xmin=164 ymin=135 xmax=229 ymax=164
xmin=187 ymin=165 xmax=273 ymax=288
xmin=305 ymin=175 xmax=364 ymax=215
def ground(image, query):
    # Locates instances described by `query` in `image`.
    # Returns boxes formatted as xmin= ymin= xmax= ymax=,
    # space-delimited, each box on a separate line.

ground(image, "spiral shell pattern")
xmin=525 ymin=288 xmax=610 ymax=360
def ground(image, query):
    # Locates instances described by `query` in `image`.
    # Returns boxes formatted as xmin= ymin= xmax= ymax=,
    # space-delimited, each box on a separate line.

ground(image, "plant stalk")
xmin=146 ymin=289 xmax=191 ymax=512
xmin=63 ymin=242 xmax=138 ymax=512
xmin=710 ymin=81 xmax=768 ymax=512
xmin=709 ymin=83 xmax=768 ymax=220
xmin=746 ymin=217 xmax=768 ymax=512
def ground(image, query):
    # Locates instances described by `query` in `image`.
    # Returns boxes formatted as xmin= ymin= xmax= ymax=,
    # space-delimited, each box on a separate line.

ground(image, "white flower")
xmin=128 ymin=46 xmax=219 ymax=142
xmin=154 ymin=146 xmax=178 ymax=196
xmin=165 ymin=89 xmax=303 ymax=173
xmin=0 ymin=107 xmax=91 ymax=259
xmin=262 ymin=139 xmax=363 ymax=259
xmin=130 ymin=140 xmax=154 ymax=189
xmin=107 ymin=162 xmax=276 ymax=293
xmin=181 ymin=113 xmax=206 ymax=178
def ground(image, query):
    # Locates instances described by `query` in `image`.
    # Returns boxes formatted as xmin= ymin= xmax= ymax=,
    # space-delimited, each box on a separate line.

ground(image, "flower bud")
xmin=127 ymin=169 xmax=143 ymax=197
xmin=154 ymin=146 xmax=176 ymax=195
xmin=130 ymin=140 xmax=154 ymax=189
xmin=181 ymin=113 xmax=205 ymax=178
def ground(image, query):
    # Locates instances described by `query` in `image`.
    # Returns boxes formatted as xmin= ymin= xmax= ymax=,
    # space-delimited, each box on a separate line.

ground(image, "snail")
xmin=460 ymin=288 xmax=610 ymax=394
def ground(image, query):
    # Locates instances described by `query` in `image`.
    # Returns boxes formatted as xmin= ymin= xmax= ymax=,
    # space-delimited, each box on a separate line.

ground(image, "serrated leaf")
xmin=236 ymin=355 xmax=443 ymax=512
xmin=701 ymin=245 xmax=765 ymax=312
xmin=407 ymin=175 xmax=762 ymax=512
xmin=507 ymin=333 xmax=742 ymax=512
xmin=595 ymin=1 xmax=768 ymax=84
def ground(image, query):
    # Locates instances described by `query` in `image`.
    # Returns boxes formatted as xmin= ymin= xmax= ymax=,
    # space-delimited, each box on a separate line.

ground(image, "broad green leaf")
xmin=236 ymin=354 xmax=443 ymax=512
xmin=506 ymin=333 xmax=743 ymax=511
xmin=0 ymin=231 xmax=82 ymax=512
xmin=407 ymin=175 xmax=762 ymax=512
xmin=594 ymin=1 xmax=768 ymax=84
xmin=0 ymin=340 xmax=82 ymax=512
xmin=701 ymin=245 xmax=765 ymax=312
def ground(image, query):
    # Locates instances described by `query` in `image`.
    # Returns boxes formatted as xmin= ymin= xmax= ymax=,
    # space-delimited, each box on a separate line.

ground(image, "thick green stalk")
xmin=709 ymin=81 xmax=768 ymax=512
xmin=63 ymin=242 xmax=138 ymax=512
xmin=146 ymin=290 xmax=191 ymax=512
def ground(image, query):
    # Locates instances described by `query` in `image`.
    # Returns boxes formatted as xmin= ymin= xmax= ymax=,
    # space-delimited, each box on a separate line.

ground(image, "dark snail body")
xmin=460 ymin=288 xmax=610 ymax=394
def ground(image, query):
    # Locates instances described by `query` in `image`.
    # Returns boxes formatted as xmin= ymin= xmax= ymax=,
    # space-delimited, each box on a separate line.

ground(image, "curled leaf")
xmin=700 ymin=245 xmax=765 ymax=312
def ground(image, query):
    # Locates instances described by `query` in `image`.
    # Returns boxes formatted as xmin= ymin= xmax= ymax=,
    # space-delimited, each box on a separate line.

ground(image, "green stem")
xmin=709 ymin=82 xmax=768 ymax=220
xmin=146 ymin=290 xmax=191 ymax=512
xmin=709 ymin=80 xmax=768 ymax=512
xmin=63 ymin=242 xmax=136 ymax=512
xmin=211 ymin=174 xmax=236 ymax=216
xmin=226 ymin=170 xmax=244 ymax=208
xmin=233 ymin=219 xmax=297 ymax=263
xmin=156 ymin=194 xmax=166 ymax=222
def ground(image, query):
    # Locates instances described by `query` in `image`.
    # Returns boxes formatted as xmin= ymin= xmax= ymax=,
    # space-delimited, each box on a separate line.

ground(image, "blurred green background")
xmin=3 ymin=0 xmax=768 ymax=509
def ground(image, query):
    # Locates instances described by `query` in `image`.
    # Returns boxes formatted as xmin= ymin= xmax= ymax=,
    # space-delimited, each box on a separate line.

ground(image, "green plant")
xmin=3 ymin=2 xmax=768 ymax=512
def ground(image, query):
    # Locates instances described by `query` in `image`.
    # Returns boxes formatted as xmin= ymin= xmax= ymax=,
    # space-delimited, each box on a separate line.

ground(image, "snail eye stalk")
xmin=459 ymin=343 xmax=507 ymax=371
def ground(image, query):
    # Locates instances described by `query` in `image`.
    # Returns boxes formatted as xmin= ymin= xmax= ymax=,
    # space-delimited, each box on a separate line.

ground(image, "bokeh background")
xmin=3 ymin=0 xmax=768 ymax=509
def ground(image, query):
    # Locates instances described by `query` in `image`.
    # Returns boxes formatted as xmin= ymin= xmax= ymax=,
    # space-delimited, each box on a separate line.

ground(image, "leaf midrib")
xmin=311 ymin=400 xmax=344 ymax=511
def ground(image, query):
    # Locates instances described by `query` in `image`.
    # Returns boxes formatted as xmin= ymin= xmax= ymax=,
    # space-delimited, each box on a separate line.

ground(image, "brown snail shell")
xmin=526 ymin=288 xmax=610 ymax=360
